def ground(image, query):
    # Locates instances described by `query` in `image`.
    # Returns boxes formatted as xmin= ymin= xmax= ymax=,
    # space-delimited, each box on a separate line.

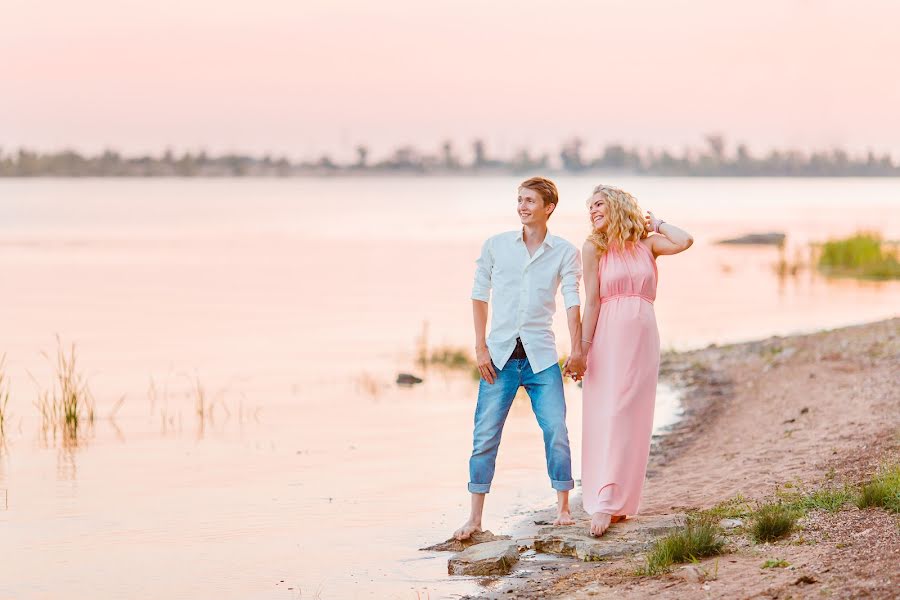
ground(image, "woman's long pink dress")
xmin=582 ymin=241 xmax=660 ymax=517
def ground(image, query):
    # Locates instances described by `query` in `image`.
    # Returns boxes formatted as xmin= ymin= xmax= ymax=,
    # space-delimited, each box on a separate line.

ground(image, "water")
xmin=0 ymin=177 xmax=898 ymax=599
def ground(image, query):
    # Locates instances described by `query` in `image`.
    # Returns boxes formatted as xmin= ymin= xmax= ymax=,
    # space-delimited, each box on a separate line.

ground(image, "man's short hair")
xmin=518 ymin=177 xmax=559 ymax=216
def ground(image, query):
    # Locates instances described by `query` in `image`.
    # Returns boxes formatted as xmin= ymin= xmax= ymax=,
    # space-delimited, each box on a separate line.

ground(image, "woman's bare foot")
xmin=611 ymin=515 xmax=626 ymax=524
xmin=552 ymin=509 xmax=575 ymax=526
xmin=590 ymin=512 xmax=613 ymax=537
xmin=453 ymin=520 xmax=482 ymax=541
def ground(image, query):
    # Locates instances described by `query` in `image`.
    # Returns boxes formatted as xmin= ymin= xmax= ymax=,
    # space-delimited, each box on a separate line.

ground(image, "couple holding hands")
xmin=455 ymin=177 xmax=692 ymax=539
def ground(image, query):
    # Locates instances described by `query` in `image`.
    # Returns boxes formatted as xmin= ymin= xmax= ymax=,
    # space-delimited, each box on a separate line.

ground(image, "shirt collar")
xmin=517 ymin=228 xmax=555 ymax=247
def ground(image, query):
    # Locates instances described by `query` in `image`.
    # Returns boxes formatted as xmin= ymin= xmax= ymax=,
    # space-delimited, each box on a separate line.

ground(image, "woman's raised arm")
xmin=645 ymin=211 xmax=693 ymax=257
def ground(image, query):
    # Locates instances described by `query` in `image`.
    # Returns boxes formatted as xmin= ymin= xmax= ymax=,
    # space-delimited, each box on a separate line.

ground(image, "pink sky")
xmin=3 ymin=0 xmax=899 ymax=160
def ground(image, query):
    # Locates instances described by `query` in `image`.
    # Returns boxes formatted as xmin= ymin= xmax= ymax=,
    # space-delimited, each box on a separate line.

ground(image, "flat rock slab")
xmin=533 ymin=514 xmax=683 ymax=561
xmin=717 ymin=232 xmax=786 ymax=245
xmin=448 ymin=540 xmax=520 ymax=576
xmin=421 ymin=530 xmax=511 ymax=552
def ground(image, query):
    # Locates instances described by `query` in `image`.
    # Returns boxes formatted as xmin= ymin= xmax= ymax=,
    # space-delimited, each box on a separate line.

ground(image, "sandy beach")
xmin=463 ymin=317 xmax=899 ymax=599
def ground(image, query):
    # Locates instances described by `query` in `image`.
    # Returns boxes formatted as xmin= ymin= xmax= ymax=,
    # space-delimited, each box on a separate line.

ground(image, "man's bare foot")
xmin=590 ymin=512 xmax=612 ymax=537
xmin=453 ymin=520 xmax=482 ymax=541
xmin=552 ymin=509 xmax=575 ymax=526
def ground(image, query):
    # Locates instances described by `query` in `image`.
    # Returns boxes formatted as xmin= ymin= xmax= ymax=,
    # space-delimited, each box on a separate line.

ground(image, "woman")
xmin=579 ymin=184 xmax=693 ymax=537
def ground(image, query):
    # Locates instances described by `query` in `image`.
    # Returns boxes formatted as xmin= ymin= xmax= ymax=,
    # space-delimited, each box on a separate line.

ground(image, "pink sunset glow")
xmin=2 ymin=0 xmax=899 ymax=159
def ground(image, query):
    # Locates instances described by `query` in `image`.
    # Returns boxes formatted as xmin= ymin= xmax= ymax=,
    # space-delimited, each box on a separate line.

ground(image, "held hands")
xmin=476 ymin=344 xmax=497 ymax=384
xmin=563 ymin=351 xmax=586 ymax=382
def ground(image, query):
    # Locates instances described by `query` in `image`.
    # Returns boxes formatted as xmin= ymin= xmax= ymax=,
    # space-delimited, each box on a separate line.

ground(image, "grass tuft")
xmin=423 ymin=347 xmax=474 ymax=370
xmin=857 ymin=464 xmax=900 ymax=513
xmin=0 ymin=353 xmax=9 ymax=436
xmin=33 ymin=337 xmax=96 ymax=439
xmin=778 ymin=485 xmax=855 ymax=514
xmin=750 ymin=502 xmax=799 ymax=543
xmin=642 ymin=515 xmax=725 ymax=575
xmin=415 ymin=342 xmax=478 ymax=380
xmin=698 ymin=494 xmax=754 ymax=520
xmin=817 ymin=232 xmax=900 ymax=280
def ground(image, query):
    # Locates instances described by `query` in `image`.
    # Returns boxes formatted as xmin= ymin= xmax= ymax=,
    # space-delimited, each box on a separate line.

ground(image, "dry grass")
xmin=0 ymin=353 xmax=10 ymax=436
xmin=32 ymin=337 xmax=95 ymax=440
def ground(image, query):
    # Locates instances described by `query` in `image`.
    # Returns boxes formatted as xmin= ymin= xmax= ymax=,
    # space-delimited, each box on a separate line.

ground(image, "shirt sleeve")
xmin=471 ymin=237 xmax=493 ymax=302
xmin=560 ymin=244 xmax=582 ymax=309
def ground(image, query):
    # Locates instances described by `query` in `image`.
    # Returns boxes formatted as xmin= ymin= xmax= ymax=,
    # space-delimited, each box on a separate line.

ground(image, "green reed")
xmin=34 ymin=338 xmax=95 ymax=436
xmin=817 ymin=232 xmax=900 ymax=280
xmin=0 ymin=353 xmax=10 ymax=436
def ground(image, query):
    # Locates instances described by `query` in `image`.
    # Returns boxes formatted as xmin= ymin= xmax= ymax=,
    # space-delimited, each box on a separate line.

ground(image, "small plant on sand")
xmin=800 ymin=486 xmax=853 ymax=512
xmin=857 ymin=463 xmax=900 ymax=513
xmin=750 ymin=502 xmax=799 ymax=543
xmin=641 ymin=514 xmax=725 ymax=575
xmin=699 ymin=494 xmax=754 ymax=520
xmin=761 ymin=559 xmax=790 ymax=569
xmin=781 ymin=486 xmax=854 ymax=513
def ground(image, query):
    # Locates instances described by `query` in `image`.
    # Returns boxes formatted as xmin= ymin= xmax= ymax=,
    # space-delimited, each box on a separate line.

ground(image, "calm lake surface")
xmin=0 ymin=177 xmax=898 ymax=599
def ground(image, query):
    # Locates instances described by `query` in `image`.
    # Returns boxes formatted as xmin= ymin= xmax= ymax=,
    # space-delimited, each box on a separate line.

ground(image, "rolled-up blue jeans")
xmin=468 ymin=358 xmax=574 ymax=493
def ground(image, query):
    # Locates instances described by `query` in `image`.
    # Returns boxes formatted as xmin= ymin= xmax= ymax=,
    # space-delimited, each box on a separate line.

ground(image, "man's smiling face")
xmin=518 ymin=187 xmax=551 ymax=225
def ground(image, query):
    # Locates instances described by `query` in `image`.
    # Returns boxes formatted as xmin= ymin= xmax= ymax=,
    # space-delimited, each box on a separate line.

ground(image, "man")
xmin=454 ymin=176 xmax=585 ymax=540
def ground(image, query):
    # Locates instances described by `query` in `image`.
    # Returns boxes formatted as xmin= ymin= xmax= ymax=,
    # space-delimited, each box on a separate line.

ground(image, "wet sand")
xmin=469 ymin=317 xmax=899 ymax=599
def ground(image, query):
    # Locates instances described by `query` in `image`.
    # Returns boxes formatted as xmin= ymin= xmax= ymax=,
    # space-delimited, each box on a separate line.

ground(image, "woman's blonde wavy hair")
xmin=585 ymin=184 xmax=647 ymax=255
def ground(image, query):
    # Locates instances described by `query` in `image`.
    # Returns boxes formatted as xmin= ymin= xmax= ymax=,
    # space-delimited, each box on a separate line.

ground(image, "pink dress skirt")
xmin=582 ymin=241 xmax=660 ymax=517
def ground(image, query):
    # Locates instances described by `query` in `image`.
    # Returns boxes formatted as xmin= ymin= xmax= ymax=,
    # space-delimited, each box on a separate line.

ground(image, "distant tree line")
xmin=2 ymin=135 xmax=898 ymax=177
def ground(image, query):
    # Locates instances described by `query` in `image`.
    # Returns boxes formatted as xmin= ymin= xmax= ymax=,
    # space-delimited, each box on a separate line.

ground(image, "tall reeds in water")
xmin=817 ymin=232 xmax=900 ymax=279
xmin=33 ymin=338 xmax=95 ymax=441
xmin=0 ymin=353 xmax=10 ymax=437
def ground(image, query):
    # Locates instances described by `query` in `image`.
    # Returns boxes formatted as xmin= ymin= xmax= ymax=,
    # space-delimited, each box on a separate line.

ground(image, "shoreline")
xmin=462 ymin=317 xmax=899 ymax=599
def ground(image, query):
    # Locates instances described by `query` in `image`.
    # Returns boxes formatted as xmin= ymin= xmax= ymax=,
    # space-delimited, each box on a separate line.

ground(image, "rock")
xmin=448 ymin=540 xmax=519 ymax=576
xmin=720 ymin=518 xmax=744 ymax=529
xmin=717 ymin=232 xmax=786 ymax=246
xmin=396 ymin=373 xmax=423 ymax=385
xmin=773 ymin=347 xmax=798 ymax=364
xmin=676 ymin=565 xmax=704 ymax=583
xmin=533 ymin=515 xmax=683 ymax=561
xmin=420 ymin=530 xmax=510 ymax=552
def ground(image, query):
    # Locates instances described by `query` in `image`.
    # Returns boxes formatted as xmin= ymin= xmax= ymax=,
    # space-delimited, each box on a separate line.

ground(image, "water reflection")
xmin=0 ymin=178 xmax=898 ymax=599
xmin=1 ymin=355 xmax=266 ymax=484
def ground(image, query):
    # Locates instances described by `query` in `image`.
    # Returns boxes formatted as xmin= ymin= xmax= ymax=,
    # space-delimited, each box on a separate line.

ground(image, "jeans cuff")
xmin=551 ymin=479 xmax=575 ymax=491
xmin=468 ymin=482 xmax=491 ymax=494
